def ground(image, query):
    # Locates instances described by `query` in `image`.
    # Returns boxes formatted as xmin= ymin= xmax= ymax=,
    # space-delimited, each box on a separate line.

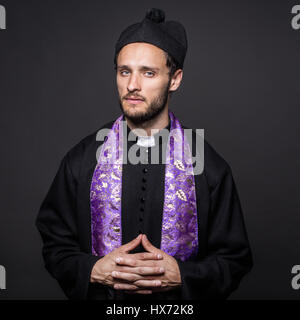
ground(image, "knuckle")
xmin=140 ymin=268 xmax=146 ymax=275
xmin=129 ymin=274 xmax=136 ymax=281
xmin=136 ymin=267 xmax=142 ymax=274
xmin=131 ymin=259 xmax=137 ymax=266
xmin=141 ymin=253 xmax=146 ymax=259
xmin=135 ymin=280 xmax=143 ymax=286
xmin=130 ymin=285 xmax=138 ymax=290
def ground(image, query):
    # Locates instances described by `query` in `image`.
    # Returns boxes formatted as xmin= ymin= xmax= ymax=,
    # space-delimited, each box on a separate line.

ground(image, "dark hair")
xmin=113 ymin=50 xmax=181 ymax=79
xmin=164 ymin=51 xmax=181 ymax=78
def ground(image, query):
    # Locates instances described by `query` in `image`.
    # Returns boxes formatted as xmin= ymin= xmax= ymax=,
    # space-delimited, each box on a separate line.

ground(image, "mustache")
xmin=123 ymin=94 xmax=145 ymax=100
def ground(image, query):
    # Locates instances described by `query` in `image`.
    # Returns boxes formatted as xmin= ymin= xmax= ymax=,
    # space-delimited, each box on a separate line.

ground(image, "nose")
xmin=127 ymin=72 xmax=141 ymax=92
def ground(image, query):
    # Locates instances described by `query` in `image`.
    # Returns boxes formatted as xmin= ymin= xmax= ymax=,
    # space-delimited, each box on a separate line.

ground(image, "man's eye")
xmin=120 ymin=70 xmax=130 ymax=76
xmin=145 ymin=71 xmax=155 ymax=77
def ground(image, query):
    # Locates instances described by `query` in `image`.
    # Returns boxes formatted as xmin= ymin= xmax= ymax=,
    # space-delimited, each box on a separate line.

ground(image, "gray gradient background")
xmin=0 ymin=0 xmax=299 ymax=299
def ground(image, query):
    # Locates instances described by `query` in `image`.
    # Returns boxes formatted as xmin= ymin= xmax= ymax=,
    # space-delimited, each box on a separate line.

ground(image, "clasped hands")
xmin=90 ymin=234 xmax=182 ymax=295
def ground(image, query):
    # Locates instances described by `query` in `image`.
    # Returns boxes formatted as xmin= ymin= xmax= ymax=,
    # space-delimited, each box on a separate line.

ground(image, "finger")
xmin=112 ymin=267 xmax=164 ymax=281
xmin=115 ymin=260 xmax=158 ymax=271
xmin=115 ymin=256 xmax=138 ymax=267
xmin=133 ymin=266 xmax=164 ymax=276
xmin=115 ymin=256 xmax=161 ymax=269
xmin=131 ymin=252 xmax=163 ymax=260
xmin=133 ymin=279 xmax=162 ymax=288
xmin=124 ymin=290 xmax=153 ymax=295
xmin=121 ymin=234 xmax=142 ymax=253
xmin=113 ymin=283 xmax=139 ymax=290
xmin=112 ymin=271 xmax=142 ymax=282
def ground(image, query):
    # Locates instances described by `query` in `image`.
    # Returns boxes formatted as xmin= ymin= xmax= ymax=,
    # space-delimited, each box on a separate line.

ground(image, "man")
xmin=36 ymin=8 xmax=253 ymax=300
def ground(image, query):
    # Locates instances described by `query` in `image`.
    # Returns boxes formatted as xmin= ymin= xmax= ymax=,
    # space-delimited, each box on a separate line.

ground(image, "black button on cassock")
xmin=141 ymin=197 xmax=146 ymax=203
xmin=143 ymin=168 xmax=148 ymax=173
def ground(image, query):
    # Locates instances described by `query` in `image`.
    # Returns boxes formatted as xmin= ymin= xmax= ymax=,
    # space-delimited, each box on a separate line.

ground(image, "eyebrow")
xmin=117 ymin=65 xmax=160 ymax=72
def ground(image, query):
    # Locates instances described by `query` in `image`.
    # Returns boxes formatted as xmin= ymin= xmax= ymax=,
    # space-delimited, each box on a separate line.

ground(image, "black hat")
xmin=115 ymin=8 xmax=188 ymax=68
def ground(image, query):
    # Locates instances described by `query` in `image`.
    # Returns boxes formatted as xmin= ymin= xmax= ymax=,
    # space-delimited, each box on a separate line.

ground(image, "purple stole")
xmin=90 ymin=111 xmax=198 ymax=261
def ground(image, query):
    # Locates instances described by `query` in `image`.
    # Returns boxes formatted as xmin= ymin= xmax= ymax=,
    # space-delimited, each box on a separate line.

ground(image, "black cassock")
xmin=36 ymin=118 xmax=253 ymax=300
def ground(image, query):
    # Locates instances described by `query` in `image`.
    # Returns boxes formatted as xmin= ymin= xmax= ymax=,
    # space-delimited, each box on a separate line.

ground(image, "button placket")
xmin=139 ymin=166 xmax=148 ymax=232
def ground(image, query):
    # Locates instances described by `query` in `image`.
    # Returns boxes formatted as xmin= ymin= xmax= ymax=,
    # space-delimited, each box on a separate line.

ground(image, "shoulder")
xmin=203 ymin=139 xmax=232 ymax=189
xmin=64 ymin=120 xmax=115 ymax=177
xmin=182 ymin=124 xmax=232 ymax=191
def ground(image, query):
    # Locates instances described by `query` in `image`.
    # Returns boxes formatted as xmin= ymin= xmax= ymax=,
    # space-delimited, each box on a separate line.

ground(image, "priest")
xmin=36 ymin=8 xmax=253 ymax=300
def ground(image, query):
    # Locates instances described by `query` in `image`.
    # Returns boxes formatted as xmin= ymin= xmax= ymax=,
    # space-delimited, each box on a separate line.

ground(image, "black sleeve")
xmin=35 ymin=154 xmax=100 ymax=300
xmin=175 ymin=166 xmax=253 ymax=299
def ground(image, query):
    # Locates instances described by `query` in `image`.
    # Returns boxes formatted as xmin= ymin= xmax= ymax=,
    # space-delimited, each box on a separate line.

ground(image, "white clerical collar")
xmin=136 ymin=135 xmax=156 ymax=147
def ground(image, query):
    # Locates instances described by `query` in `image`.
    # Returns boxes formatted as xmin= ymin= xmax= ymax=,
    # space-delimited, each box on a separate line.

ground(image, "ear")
xmin=169 ymin=69 xmax=183 ymax=93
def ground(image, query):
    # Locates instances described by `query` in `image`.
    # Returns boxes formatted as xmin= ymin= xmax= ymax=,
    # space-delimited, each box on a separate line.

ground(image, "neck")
xmin=125 ymin=107 xmax=170 ymax=137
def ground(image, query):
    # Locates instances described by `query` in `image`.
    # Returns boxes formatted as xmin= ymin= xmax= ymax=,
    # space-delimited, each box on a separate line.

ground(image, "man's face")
xmin=116 ymin=42 xmax=172 ymax=125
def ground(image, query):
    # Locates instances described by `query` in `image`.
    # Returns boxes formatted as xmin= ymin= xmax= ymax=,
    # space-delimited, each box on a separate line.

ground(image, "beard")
xmin=118 ymin=79 xmax=171 ymax=126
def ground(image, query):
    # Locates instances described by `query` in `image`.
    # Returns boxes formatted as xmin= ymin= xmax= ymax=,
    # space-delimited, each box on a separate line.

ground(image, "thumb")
xmin=121 ymin=234 xmax=142 ymax=253
xmin=141 ymin=234 xmax=159 ymax=253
